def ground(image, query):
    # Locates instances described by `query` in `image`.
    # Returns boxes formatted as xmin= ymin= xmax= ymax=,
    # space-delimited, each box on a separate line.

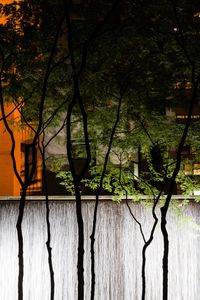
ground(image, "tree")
xmin=53 ymin=1 xmax=200 ymax=299
xmin=0 ymin=1 xmax=67 ymax=299
xmin=1 ymin=0 xmax=200 ymax=299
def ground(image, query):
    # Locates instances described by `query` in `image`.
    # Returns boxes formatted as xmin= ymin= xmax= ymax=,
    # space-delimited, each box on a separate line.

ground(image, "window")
xmin=20 ymin=142 xmax=42 ymax=195
xmin=183 ymin=162 xmax=200 ymax=176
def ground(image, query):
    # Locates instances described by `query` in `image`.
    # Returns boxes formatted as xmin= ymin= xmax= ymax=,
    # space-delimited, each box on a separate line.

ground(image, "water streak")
xmin=0 ymin=201 xmax=199 ymax=299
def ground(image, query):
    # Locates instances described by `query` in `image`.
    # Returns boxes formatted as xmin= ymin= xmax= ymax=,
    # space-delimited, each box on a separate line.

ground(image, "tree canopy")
xmin=1 ymin=0 xmax=200 ymax=198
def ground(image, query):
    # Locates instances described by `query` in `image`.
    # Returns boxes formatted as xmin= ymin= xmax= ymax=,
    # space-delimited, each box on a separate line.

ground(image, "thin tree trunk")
xmin=0 ymin=10 xmax=62 ymax=300
xmin=74 ymin=184 xmax=85 ymax=299
xmin=160 ymin=207 xmax=168 ymax=300
xmin=62 ymin=1 xmax=121 ymax=298
xmin=160 ymin=76 xmax=200 ymax=299
xmin=66 ymin=91 xmax=87 ymax=300
xmin=90 ymin=193 xmax=98 ymax=300
xmin=141 ymin=209 xmax=158 ymax=300
xmin=90 ymin=91 xmax=123 ymax=300
xmin=125 ymin=193 xmax=159 ymax=300
xmin=41 ymin=139 xmax=55 ymax=300
xmin=16 ymin=191 xmax=26 ymax=300
xmin=141 ymin=181 xmax=167 ymax=300
xmin=0 ymin=73 xmax=26 ymax=300
xmin=160 ymin=2 xmax=200 ymax=296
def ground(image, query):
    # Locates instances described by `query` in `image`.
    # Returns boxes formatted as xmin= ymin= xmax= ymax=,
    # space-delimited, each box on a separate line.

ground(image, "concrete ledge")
xmin=0 ymin=195 xmax=198 ymax=202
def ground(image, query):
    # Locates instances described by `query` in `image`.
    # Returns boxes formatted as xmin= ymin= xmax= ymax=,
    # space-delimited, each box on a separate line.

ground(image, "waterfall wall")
xmin=0 ymin=200 xmax=199 ymax=300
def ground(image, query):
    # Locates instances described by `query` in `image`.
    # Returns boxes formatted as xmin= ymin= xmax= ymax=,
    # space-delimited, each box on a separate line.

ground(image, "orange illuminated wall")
xmin=0 ymin=1 xmax=19 ymax=195
xmin=0 ymin=1 xmax=42 ymax=196
xmin=0 ymin=104 xmax=21 ymax=196
xmin=0 ymin=103 xmax=42 ymax=196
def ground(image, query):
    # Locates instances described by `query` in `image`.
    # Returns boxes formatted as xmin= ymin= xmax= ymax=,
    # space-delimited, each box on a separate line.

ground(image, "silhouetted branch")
xmin=161 ymin=75 xmax=200 ymax=300
xmin=160 ymin=2 xmax=200 ymax=299
xmin=0 ymin=48 xmax=25 ymax=300
xmin=44 ymin=116 xmax=66 ymax=149
xmin=17 ymin=99 xmax=57 ymax=299
xmin=1 ymin=13 xmax=64 ymax=300
xmin=90 ymin=88 xmax=124 ymax=300
xmin=0 ymin=100 xmax=23 ymax=121
xmin=0 ymin=50 xmax=24 ymax=188
xmin=117 ymin=155 xmax=159 ymax=300
xmin=125 ymin=196 xmax=146 ymax=243
xmin=63 ymin=2 xmax=91 ymax=299
xmin=43 ymin=100 xmax=67 ymax=129
xmin=39 ymin=129 xmax=55 ymax=300
xmin=133 ymin=113 xmax=155 ymax=146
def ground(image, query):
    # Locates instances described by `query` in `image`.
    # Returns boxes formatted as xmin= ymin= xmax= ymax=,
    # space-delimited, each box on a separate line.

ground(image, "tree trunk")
xmin=16 ymin=191 xmax=26 ymax=300
xmin=74 ymin=184 xmax=85 ymax=300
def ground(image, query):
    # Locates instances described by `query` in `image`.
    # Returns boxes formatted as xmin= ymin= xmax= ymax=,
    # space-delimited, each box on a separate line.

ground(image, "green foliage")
xmin=56 ymin=170 xmax=75 ymax=195
xmin=2 ymin=0 xmax=200 ymax=201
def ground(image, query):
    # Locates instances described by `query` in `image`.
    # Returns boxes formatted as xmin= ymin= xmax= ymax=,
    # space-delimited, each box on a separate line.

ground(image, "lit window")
xmin=194 ymin=12 xmax=200 ymax=17
xmin=193 ymin=163 xmax=200 ymax=175
xmin=183 ymin=164 xmax=192 ymax=175
xmin=183 ymin=162 xmax=200 ymax=176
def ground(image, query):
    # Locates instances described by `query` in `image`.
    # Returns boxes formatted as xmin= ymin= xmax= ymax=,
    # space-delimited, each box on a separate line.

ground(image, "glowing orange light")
xmin=0 ymin=0 xmax=20 ymax=25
